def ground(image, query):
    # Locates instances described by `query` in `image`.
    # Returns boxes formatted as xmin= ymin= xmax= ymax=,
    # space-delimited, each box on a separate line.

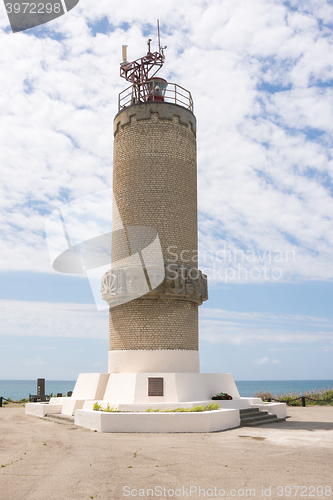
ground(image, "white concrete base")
xmin=25 ymin=398 xmax=88 ymax=417
xmin=25 ymin=403 xmax=62 ymax=417
xmin=55 ymin=373 xmax=110 ymax=416
xmin=252 ymin=402 xmax=288 ymax=418
xmin=61 ymin=398 xmax=87 ymax=416
xmin=25 ymin=373 xmax=110 ymax=417
xmin=71 ymin=373 xmax=109 ymax=400
xmin=103 ymin=372 xmax=240 ymax=404
xmin=49 ymin=397 xmax=65 ymax=405
xmin=25 ymin=371 xmax=287 ymax=432
xmin=75 ymin=408 xmax=240 ymax=433
xmin=72 ymin=372 xmax=250 ymax=432
xmin=82 ymin=397 xmax=263 ymax=412
xmin=108 ymin=350 xmax=200 ymax=373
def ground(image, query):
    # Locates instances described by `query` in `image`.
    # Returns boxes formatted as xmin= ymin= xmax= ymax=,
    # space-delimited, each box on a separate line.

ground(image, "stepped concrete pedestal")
xmin=25 ymin=372 xmax=287 ymax=432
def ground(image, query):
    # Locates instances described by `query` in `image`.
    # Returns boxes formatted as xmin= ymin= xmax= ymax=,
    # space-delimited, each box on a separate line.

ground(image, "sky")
xmin=1 ymin=0 xmax=333 ymax=381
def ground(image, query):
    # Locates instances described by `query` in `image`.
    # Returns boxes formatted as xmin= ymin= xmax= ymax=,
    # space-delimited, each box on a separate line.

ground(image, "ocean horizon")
xmin=1 ymin=379 xmax=333 ymax=401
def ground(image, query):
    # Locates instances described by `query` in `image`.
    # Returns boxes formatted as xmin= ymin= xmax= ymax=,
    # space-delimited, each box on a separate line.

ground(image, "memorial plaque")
xmin=148 ymin=377 xmax=164 ymax=397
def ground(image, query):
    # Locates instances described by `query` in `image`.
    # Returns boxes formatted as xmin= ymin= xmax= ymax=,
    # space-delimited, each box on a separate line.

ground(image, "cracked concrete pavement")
xmin=0 ymin=406 xmax=332 ymax=500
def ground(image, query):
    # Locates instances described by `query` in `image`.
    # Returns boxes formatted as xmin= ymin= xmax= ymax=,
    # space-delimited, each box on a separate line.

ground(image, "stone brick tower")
xmin=26 ymin=31 xmax=247 ymax=425
xmin=101 ymin=37 xmax=208 ymax=374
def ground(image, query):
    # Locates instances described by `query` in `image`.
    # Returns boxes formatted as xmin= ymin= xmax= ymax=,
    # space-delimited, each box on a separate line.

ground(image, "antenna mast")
xmin=157 ymin=19 xmax=161 ymax=52
xmin=120 ymin=20 xmax=167 ymax=103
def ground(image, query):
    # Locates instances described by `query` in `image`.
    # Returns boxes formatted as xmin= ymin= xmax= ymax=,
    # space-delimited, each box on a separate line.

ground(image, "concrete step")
xmin=240 ymin=411 xmax=270 ymax=420
xmin=240 ymin=408 xmax=285 ymax=427
xmin=241 ymin=414 xmax=277 ymax=424
xmin=240 ymin=408 xmax=260 ymax=414
xmin=44 ymin=414 xmax=75 ymax=425
xmin=242 ymin=416 xmax=286 ymax=427
xmin=240 ymin=408 xmax=268 ymax=417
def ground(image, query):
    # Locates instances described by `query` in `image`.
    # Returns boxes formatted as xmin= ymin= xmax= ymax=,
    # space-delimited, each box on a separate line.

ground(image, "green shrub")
xmin=320 ymin=389 xmax=333 ymax=402
xmin=255 ymin=389 xmax=333 ymax=406
xmin=254 ymin=391 xmax=274 ymax=401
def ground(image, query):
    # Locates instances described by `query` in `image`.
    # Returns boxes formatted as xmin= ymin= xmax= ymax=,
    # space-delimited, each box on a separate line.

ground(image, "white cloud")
xmin=21 ymin=356 xmax=48 ymax=366
xmin=0 ymin=0 xmax=332 ymax=284
xmin=253 ymin=357 xmax=280 ymax=365
xmin=3 ymin=299 xmax=331 ymax=346
xmin=199 ymin=307 xmax=333 ymax=345
xmin=320 ymin=347 xmax=333 ymax=352
xmin=200 ymin=307 xmax=330 ymax=325
xmin=0 ymin=300 xmax=108 ymax=339
xmin=254 ymin=357 xmax=269 ymax=365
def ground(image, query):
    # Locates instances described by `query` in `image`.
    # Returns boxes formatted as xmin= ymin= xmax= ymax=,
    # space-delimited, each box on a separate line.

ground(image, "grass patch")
xmin=255 ymin=389 xmax=333 ymax=406
xmin=93 ymin=402 xmax=120 ymax=412
xmin=145 ymin=403 xmax=221 ymax=413
xmin=92 ymin=402 xmax=221 ymax=413
xmin=1 ymin=397 xmax=28 ymax=405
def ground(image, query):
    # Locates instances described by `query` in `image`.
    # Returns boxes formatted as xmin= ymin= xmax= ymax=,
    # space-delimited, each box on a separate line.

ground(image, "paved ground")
xmin=0 ymin=406 xmax=332 ymax=500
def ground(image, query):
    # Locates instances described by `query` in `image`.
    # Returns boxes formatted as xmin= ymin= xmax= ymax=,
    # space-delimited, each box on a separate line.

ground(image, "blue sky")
xmin=1 ymin=0 xmax=333 ymax=381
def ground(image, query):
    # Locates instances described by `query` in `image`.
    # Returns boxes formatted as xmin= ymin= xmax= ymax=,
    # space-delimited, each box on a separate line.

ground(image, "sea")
xmin=0 ymin=379 xmax=333 ymax=401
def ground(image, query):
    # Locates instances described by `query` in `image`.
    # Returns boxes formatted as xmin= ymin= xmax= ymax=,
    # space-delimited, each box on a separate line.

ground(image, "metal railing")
xmin=118 ymin=80 xmax=194 ymax=113
xmin=265 ymin=395 xmax=333 ymax=406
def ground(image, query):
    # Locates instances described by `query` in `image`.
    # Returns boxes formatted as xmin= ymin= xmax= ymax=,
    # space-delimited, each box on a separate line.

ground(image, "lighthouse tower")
xmin=95 ymin=28 xmax=242 ymax=408
xmin=27 ymin=25 xmax=282 ymax=430
xmin=102 ymin=30 xmax=208 ymax=376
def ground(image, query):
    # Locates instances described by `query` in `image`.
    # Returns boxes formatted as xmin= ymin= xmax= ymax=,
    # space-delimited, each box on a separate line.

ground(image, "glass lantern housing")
xmin=146 ymin=78 xmax=168 ymax=101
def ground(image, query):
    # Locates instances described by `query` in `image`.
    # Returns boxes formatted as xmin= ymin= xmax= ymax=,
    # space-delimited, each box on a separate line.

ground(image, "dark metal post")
xmin=0 ymin=397 xmax=2 ymax=407
xmin=301 ymin=396 xmax=306 ymax=407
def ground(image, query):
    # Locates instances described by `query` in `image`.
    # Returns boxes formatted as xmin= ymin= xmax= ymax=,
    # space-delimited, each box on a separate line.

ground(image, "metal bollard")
xmin=0 ymin=397 xmax=2 ymax=407
xmin=301 ymin=396 xmax=306 ymax=407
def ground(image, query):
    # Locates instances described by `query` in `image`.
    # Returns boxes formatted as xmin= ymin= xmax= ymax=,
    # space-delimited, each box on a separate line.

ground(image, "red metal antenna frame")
xmin=120 ymin=20 xmax=166 ymax=103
